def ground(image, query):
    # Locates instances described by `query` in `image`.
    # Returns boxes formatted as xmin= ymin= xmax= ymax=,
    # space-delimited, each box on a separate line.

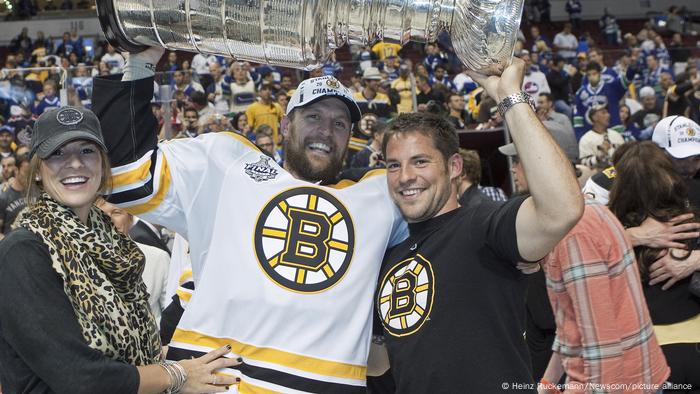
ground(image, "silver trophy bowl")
xmin=96 ymin=0 xmax=523 ymax=73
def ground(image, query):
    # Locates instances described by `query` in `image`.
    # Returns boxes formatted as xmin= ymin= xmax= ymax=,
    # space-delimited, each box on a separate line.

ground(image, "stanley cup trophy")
xmin=96 ymin=0 xmax=524 ymax=74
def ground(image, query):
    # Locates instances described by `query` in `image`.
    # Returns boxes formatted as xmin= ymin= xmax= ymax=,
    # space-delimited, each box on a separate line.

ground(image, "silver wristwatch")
xmin=497 ymin=92 xmax=536 ymax=117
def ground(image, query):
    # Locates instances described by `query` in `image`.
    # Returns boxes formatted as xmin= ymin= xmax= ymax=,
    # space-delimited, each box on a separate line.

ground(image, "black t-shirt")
xmin=689 ymin=91 xmax=700 ymax=125
xmin=416 ymin=89 xmax=445 ymax=106
xmin=0 ymin=228 xmax=139 ymax=393
xmin=0 ymin=185 xmax=26 ymax=234
xmin=643 ymin=275 xmax=700 ymax=326
xmin=629 ymin=108 xmax=662 ymax=135
xmin=375 ymin=197 xmax=534 ymax=393
xmin=686 ymin=177 xmax=700 ymax=210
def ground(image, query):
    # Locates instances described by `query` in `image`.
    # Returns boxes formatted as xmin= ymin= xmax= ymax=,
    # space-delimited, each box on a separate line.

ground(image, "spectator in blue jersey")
xmin=205 ymin=63 xmax=232 ymax=115
xmin=382 ymin=56 xmax=401 ymax=81
xmin=573 ymin=62 xmax=630 ymax=140
xmin=529 ymin=25 xmax=550 ymax=54
xmin=618 ymin=104 xmax=635 ymax=139
xmin=171 ymin=70 xmax=204 ymax=100
xmin=54 ymin=32 xmax=75 ymax=58
xmin=163 ymin=51 xmax=179 ymax=73
xmin=32 ymin=80 xmax=60 ymax=115
xmin=429 ymin=64 xmax=456 ymax=91
xmin=642 ymin=54 xmax=673 ymax=95
xmin=321 ymin=53 xmax=343 ymax=78
xmin=229 ymin=63 xmax=257 ymax=114
xmin=70 ymin=64 xmax=93 ymax=107
xmin=629 ymin=86 xmax=662 ymax=140
xmin=423 ymin=43 xmax=448 ymax=74
xmin=452 ymin=66 xmax=478 ymax=95
xmin=586 ymin=48 xmax=621 ymax=86
xmin=354 ymin=45 xmax=376 ymax=72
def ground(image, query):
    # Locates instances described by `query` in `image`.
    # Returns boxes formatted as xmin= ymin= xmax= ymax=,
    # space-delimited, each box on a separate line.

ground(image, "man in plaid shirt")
xmin=500 ymin=144 xmax=669 ymax=394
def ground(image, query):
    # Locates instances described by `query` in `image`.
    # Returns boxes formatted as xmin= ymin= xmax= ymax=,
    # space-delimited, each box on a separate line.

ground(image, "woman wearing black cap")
xmin=0 ymin=106 xmax=240 ymax=393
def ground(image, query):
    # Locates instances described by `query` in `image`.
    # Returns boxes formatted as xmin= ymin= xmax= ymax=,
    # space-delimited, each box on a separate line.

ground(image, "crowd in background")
xmin=1 ymin=5 xmax=698 ymax=173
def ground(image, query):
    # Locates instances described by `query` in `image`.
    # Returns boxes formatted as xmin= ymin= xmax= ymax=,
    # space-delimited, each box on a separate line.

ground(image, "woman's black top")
xmin=0 ymin=228 xmax=139 ymax=394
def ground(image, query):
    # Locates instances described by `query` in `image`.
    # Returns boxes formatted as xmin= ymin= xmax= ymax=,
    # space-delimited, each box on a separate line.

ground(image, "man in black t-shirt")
xmin=0 ymin=155 xmax=29 ymax=236
xmin=374 ymin=59 xmax=584 ymax=393
xmin=415 ymin=75 xmax=445 ymax=112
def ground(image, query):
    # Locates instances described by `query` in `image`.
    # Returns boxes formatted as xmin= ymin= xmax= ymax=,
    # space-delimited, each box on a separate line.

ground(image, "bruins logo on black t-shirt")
xmin=254 ymin=187 xmax=355 ymax=293
xmin=377 ymin=254 xmax=435 ymax=336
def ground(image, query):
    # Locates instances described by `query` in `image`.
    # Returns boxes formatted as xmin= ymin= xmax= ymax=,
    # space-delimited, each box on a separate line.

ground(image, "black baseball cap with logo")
xmin=30 ymin=106 xmax=108 ymax=159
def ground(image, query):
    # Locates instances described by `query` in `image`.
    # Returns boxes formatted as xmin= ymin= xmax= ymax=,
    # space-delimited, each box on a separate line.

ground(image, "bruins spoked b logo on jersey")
xmin=377 ymin=255 xmax=435 ymax=336
xmin=254 ymin=187 xmax=355 ymax=293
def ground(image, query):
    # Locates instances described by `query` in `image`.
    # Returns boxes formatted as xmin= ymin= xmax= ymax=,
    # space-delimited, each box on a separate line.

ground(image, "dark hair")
xmin=183 ymin=107 xmax=199 ymax=118
xmin=231 ymin=112 xmax=247 ymax=130
xmin=538 ymin=92 xmax=553 ymax=102
xmin=255 ymin=124 xmax=273 ymax=137
xmin=459 ymin=148 xmax=481 ymax=184
xmin=447 ymin=92 xmax=462 ymax=103
xmin=190 ymin=91 xmax=208 ymax=106
xmin=585 ymin=62 xmax=601 ymax=73
xmin=608 ymin=141 xmax=696 ymax=279
xmin=15 ymin=154 xmax=30 ymax=168
xmin=587 ymin=47 xmax=602 ymax=56
xmin=381 ymin=112 xmax=459 ymax=164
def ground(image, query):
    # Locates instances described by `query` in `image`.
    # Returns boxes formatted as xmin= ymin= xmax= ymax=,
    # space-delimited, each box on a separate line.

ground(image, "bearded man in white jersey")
xmin=93 ymin=47 xmax=407 ymax=393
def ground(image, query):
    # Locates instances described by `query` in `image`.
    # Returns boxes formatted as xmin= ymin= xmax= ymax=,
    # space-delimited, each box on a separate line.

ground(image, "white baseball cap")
xmin=639 ymin=86 xmax=656 ymax=98
xmin=286 ymin=76 xmax=362 ymax=122
xmin=652 ymin=115 xmax=700 ymax=159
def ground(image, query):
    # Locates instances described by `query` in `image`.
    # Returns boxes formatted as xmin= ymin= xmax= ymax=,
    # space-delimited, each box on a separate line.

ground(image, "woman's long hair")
xmin=608 ymin=141 xmax=696 ymax=280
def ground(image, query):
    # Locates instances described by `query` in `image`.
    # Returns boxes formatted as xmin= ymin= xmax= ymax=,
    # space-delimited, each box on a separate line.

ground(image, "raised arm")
xmin=92 ymin=48 xmax=163 ymax=171
xmin=469 ymin=59 xmax=584 ymax=261
xmin=91 ymin=49 xmax=188 ymax=233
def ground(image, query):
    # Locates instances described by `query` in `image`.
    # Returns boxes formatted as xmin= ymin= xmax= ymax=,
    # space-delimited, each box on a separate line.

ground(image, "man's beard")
xmin=284 ymin=138 xmax=346 ymax=184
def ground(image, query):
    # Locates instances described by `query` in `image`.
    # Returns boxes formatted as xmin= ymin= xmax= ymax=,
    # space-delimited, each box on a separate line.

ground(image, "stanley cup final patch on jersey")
xmin=254 ymin=187 xmax=355 ymax=293
xmin=245 ymin=156 xmax=279 ymax=182
xmin=377 ymin=254 xmax=435 ymax=337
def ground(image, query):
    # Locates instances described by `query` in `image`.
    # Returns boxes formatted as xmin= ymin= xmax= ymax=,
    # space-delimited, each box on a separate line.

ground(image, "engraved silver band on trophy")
xmin=96 ymin=0 xmax=524 ymax=73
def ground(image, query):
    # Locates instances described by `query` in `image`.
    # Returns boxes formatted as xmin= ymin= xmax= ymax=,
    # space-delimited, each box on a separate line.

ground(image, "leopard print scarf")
xmin=18 ymin=193 xmax=162 ymax=366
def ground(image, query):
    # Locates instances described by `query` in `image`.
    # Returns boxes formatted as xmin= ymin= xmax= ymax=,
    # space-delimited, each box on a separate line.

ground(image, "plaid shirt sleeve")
xmin=553 ymin=232 xmax=625 ymax=393
xmin=478 ymin=186 xmax=508 ymax=202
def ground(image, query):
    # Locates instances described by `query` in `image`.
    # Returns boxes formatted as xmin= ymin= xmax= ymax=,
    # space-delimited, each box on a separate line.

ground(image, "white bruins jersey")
xmin=112 ymin=132 xmax=408 ymax=393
